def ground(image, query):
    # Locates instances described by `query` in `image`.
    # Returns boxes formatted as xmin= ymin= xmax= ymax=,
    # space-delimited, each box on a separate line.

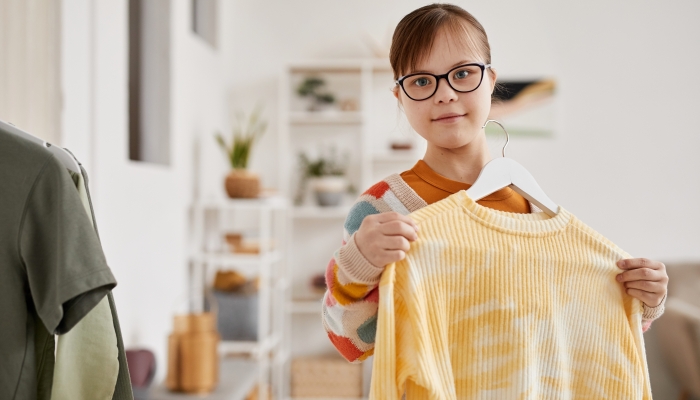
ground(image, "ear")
xmin=489 ymin=68 xmax=498 ymax=93
xmin=392 ymin=85 xmax=403 ymax=108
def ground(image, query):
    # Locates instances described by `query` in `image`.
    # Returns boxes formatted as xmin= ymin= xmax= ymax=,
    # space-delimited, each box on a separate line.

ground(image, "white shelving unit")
xmin=279 ymin=59 xmax=426 ymax=219
xmin=188 ymin=196 xmax=290 ymax=400
xmin=277 ymin=58 xmax=424 ymax=399
xmin=148 ymin=358 xmax=258 ymax=400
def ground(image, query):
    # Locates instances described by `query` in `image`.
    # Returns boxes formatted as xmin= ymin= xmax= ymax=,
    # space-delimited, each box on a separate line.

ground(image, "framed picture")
xmin=488 ymin=78 xmax=557 ymax=137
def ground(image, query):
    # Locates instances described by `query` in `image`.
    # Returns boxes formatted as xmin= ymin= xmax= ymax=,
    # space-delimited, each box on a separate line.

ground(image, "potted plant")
xmin=215 ymin=105 xmax=267 ymax=198
xmin=298 ymin=149 xmax=349 ymax=207
xmin=296 ymin=76 xmax=336 ymax=111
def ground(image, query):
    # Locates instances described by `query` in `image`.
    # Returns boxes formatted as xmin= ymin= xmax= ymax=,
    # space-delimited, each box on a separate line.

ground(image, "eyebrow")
xmin=409 ymin=60 xmax=475 ymax=75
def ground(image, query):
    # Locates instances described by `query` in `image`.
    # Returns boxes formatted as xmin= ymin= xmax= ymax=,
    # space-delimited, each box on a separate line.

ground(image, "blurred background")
xmin=1 ymin=0 xmax=699 ymax=399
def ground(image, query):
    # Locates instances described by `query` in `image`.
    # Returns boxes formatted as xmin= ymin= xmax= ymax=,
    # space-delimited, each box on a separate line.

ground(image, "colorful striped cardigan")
xmin=322 ymin=173 xmax=666 ymax=363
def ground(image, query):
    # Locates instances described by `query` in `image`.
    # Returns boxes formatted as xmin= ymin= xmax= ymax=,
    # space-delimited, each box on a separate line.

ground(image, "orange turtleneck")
xmin=400 ymin=159 xmax=531 ymax=213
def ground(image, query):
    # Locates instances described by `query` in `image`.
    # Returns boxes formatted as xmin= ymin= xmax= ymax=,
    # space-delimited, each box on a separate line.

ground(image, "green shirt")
xmin=0 ymin=132 xmax=117 ymax=399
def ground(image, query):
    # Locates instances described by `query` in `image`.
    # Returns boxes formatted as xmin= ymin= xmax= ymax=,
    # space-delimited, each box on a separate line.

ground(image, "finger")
xmin=381 ymin=236 xmax=411 ymax=252
xmin=624 ymin=280 xmax=664 ymax=293
xmin=626 ymin=288 xmax=663 ymax=307
xmin=379 ymin=220 xmax=419 ymax=241
xmin=616 ymin=258 xmax=663 ymax=271
xmin=376 ymin=212 xmax=419 ymax=231
xmin=382 ymin=250 xmax=406 ymax=264
xmin=616 ymin=268 xmax=663 ymax=283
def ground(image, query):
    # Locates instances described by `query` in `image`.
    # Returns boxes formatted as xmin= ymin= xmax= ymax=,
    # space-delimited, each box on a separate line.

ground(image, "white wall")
xmin=213 ymin=0 xmax=700 ymax=261
xmin=61 ymin=0 xmax=227 ymax=381
xmin=61 ymin=0 xmax=92 ymax=165
xmin=61 ymin=0 xmax=699 ymax=389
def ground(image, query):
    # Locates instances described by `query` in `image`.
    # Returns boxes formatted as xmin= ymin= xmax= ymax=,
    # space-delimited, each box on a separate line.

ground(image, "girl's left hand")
xmin=616 ymin=258 xmax=668 ymax=307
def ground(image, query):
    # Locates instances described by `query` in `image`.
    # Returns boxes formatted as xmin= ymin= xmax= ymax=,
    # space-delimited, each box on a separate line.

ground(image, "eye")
xmin=414 ymin=77 xmax=430 ymax=87
xmin=453 ymin=69 xmax=470 ymax=80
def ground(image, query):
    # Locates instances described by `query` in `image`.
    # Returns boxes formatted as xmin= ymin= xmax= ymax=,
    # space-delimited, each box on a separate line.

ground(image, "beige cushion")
xmin=666 ymin=262 xmax=700 ymax=308
xmin=655 ymin=297 xmax=700 ymax=397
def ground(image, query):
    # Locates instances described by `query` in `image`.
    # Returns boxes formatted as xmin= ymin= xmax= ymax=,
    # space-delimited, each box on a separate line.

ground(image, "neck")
xmin=421 ymin=133 xmax=491 ymax=184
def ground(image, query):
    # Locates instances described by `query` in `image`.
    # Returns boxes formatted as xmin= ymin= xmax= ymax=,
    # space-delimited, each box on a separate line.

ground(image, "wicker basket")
xmin=225 ymin=169 xmax=260 ymax=198
xmin=291 ymin=356 xmax=363 ymax=398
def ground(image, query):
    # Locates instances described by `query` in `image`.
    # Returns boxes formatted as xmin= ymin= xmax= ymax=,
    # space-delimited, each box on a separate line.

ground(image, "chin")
xmin=433 ymin=128 xmax=477 ymax=146
xmin=431 ymin=136 xmax=474 ymax=150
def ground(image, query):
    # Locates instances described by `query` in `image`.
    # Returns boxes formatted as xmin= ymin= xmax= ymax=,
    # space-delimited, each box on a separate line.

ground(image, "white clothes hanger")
xmin=0 ymin=119 xmax=81 ymax=174
xmin=465 ymin=120 xmax=559 ymax=217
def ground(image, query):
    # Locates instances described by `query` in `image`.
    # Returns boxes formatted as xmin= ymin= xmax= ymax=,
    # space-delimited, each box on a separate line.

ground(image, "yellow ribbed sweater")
xmin=370 ymin=191 xmax=651 ymax=400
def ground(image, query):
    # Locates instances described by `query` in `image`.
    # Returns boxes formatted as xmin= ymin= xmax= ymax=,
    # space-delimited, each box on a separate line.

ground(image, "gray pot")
xmin=213 ymin=290 xmax=258 ymax=341
xmin=315 ymin=191 xmax=343 ymax=207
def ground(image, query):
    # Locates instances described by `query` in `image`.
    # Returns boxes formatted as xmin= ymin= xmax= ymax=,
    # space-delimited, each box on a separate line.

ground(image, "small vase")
xmin=224 ymin=169 xmax=260 ymax=198
xmin=310 ymin=176 xmax=347 ymax=207
xmin=315 ymin=191 xmax=343 ymax=207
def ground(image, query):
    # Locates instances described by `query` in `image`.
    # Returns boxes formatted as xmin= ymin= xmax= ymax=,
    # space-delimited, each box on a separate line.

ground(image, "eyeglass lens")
xmin=402 ymin=65 xmax=483 ymax=101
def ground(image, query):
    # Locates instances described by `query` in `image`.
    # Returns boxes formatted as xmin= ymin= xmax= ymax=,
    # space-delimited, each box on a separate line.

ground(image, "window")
xmin=192 ymin=0 xmax=217 ymax=47
xmin=128 ymin=0 xmax=171 ymax=165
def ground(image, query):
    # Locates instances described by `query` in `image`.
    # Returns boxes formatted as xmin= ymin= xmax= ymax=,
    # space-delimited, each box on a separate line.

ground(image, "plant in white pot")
xmin=296 ymin=76 xmax=336 ymax=112
xmin=215 ymin=106 xmax=267 ymax=198
xmin=298 ymin=149 xmax=350 ymax=207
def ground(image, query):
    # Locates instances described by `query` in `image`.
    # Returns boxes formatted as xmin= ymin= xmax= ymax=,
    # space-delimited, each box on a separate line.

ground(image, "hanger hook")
xmin=482 ymin=119 xmax=510 ymax=158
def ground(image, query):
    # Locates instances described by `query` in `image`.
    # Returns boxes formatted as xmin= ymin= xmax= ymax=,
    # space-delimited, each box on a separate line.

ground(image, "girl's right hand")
xmin=354 ymin=212 xmax=419 ymax=269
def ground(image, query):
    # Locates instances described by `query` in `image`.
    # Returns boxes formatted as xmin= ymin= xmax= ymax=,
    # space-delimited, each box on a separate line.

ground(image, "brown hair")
xmin=390 ymin=4 xmax=493 ymax=81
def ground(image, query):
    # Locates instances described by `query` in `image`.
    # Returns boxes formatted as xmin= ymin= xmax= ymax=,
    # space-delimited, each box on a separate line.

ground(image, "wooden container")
xmin=166 ymin=313 xmax=220 ymax=394
xmin=225 ymin=169 xmax=260 ymax=198
xmin=224 ymin=233 xmax=243 ymax=252
xmin=291 ymin=356 xmax=363 ymax=398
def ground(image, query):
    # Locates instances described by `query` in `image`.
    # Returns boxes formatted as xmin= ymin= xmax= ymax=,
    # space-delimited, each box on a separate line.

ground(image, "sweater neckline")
xmin=452 ymin=190 xmax=571 ymax=236
xmin=411 ymin=159 xmax=517 ymax=201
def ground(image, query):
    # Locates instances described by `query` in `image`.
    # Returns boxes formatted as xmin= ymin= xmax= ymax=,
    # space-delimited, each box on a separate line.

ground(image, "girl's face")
xmin=395 ymin=28 xmax=496 ymax=151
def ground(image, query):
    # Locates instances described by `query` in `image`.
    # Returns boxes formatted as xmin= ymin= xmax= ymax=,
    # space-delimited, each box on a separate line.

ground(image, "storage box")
xmin=213 ymin=290 xmax=258 ymax=341
xmin=291 ymin=356 xmax=362 ymax=398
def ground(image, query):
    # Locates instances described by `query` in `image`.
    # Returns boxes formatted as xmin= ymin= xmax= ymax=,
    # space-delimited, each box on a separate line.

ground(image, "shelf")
xmin=290 ymin=111 xmax=362 ymax=125
xmin=190 ymin=250 xmax=283 ymax=266
xmin=281 ymin=58 xmax=398 ymax=400
xmin=146 ymin=357 xmax=258 ymax=400
xmin=371 ymin=151 xmax=420 ymax=163
xmin=219 ymin=334 xmax=281 ymax=357
xmin=292 ymin=205 xmax=351 ymax=219
xmin=192 ymin=196 xmax=289 ymax=211
xmin=219 ymin=340 xmax=259 ymax=355
xmin=288 ymin=299 xmax=324 ymax=314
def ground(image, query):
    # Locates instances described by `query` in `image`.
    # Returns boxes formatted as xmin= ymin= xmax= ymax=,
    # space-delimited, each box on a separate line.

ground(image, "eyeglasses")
xmin=395 ymin=63 xmax=492 ymax=101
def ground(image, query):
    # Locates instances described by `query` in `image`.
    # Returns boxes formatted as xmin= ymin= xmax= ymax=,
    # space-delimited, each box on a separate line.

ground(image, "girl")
xmin=322 ymin=1 xmax=667 ymax=369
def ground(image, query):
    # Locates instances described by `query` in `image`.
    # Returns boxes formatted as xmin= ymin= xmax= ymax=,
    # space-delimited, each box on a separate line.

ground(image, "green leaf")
xmin=217 ymin=105 xmax=267 ymax=170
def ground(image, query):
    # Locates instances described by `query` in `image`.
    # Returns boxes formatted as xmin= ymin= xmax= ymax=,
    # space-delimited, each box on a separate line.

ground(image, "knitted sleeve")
xmin=641 ymin=295 xmax=666 ymax=332
xmin=322 ymin=181 xmax=401 ymax=362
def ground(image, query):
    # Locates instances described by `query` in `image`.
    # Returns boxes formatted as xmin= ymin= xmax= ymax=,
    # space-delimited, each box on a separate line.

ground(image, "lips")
xmin=432 ymin=113 xmax=466 ymax=122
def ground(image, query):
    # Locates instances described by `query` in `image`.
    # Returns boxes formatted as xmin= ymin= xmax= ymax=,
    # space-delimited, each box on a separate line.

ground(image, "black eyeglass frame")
xmin=395 ymin=63 xmax=492 ymax=101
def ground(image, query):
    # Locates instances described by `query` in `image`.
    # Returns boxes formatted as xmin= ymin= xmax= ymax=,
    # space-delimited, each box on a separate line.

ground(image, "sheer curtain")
xmin=0 ymin=0 xmax=61 ymax=144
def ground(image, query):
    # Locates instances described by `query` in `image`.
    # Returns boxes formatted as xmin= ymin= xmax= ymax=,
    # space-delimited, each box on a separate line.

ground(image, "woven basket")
xmin=291 ymin=356 xmax=363 ymax=398
xmin=225 ymin=169 xmax=260 ymax=198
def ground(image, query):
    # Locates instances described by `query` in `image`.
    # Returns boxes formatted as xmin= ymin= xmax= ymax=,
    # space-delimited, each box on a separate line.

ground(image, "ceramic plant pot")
xmin=310 ymin=176 xmax=347 ymax=207
xmin=224 ymin=169 xmax=260 ymax=198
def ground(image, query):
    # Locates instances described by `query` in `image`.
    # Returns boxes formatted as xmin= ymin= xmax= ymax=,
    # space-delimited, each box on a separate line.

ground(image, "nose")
xmin=433 ymin=76 xmax=458 ymax=104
